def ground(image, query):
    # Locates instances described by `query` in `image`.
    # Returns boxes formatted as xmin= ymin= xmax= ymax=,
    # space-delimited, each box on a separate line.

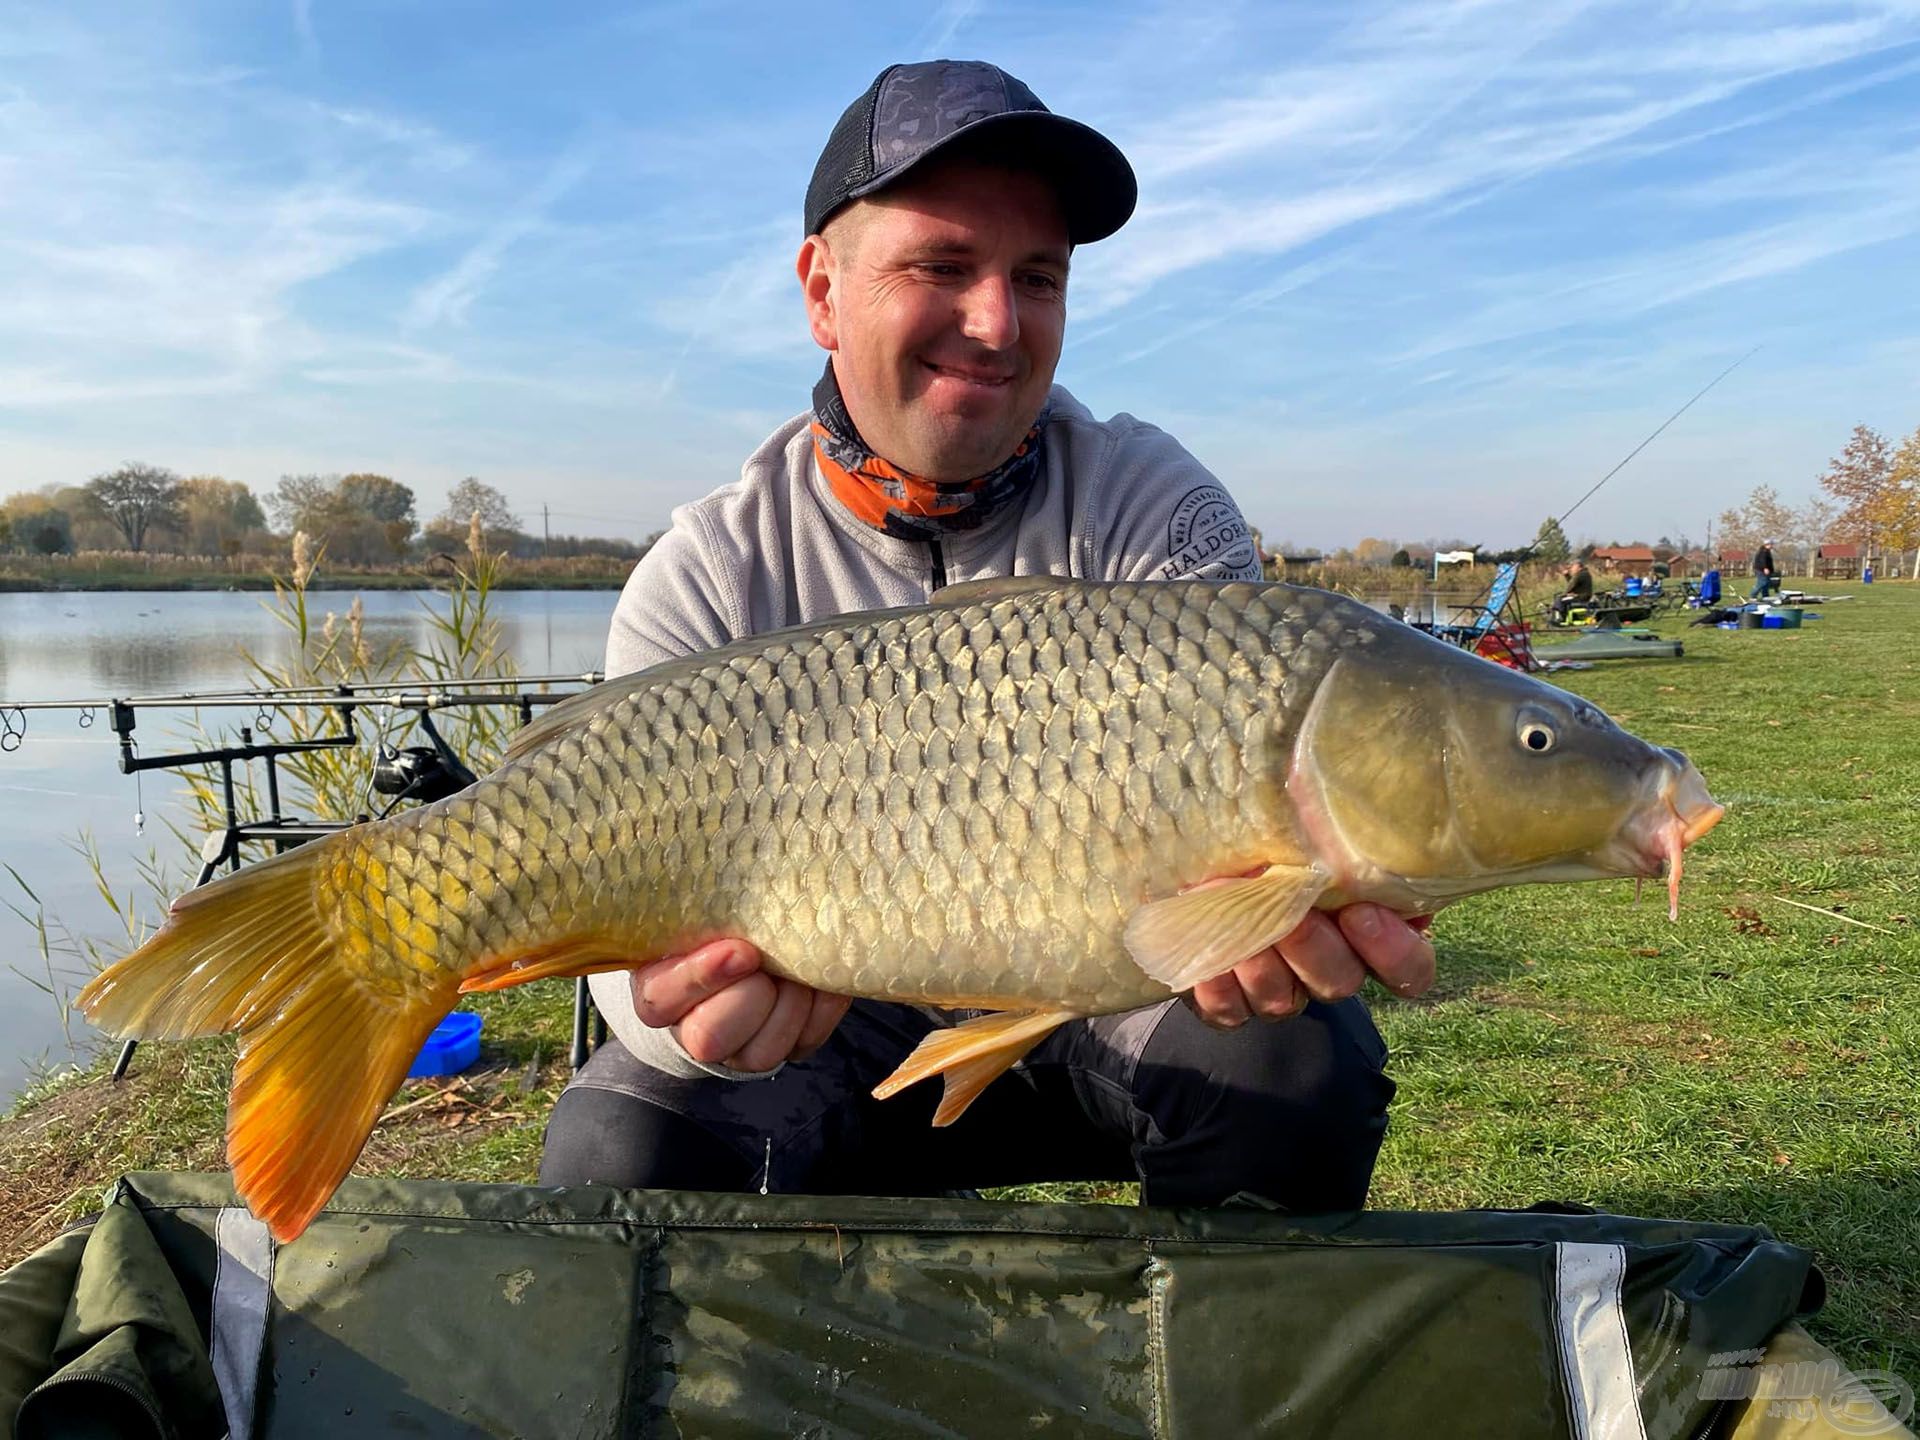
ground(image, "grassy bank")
xmin=3 ymin=578 xmax=1915 ymax=1381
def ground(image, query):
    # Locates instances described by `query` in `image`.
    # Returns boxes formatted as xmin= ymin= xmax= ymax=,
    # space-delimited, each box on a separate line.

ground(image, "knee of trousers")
xmin=1137 ymin=996 xmax=1395 ymax=1148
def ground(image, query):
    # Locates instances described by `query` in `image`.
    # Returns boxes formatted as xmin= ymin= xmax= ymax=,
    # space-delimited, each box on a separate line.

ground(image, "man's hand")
xmin=1186 ymin=904 xmax=1436 ymax=1030
xmin=632 ymin=939 xmax=852 ymax=1072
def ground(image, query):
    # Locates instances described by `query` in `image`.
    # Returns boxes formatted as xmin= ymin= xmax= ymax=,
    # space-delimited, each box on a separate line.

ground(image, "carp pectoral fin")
xmin=1123 ymin=867 xmax=1327 ymax=992
xmin=872 ymin=1008 xmax=1077 ymax=1127
xmin=457 ymin=936 xmax=643 ymax=994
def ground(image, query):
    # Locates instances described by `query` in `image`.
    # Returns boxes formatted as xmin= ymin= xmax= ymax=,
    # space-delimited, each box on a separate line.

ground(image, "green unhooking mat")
xmin=0 ymin=1172 xmax=1835 ymax=1439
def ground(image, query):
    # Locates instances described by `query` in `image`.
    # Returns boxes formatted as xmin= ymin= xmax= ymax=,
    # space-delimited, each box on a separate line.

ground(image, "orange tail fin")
xmin=76 ymin=839 xmax=452 ymax=1243
xmin=872 ymin=1008 xmax=1077 ymax=1126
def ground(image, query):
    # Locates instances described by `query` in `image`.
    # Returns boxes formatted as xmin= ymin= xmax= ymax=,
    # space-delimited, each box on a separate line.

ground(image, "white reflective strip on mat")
xmin=210 ymin=1206 xmax=274 ymax=1440
xmin=1555 ymin=1241 xmax=1649 ymax=1440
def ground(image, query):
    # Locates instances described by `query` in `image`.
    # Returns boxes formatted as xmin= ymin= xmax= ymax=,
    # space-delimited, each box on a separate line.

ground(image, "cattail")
xmin=348 ymin=595 xmax=366 ymax=668
xmin=321 ymin=611 xmax=338 ymax=647
xmin=291 ymin=530 xmax=315 ymax=587
xmin=467 ymin=511 xmax=484 ymax=564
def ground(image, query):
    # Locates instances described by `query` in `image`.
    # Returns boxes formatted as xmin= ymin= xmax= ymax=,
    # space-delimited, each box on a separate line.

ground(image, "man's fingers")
xmin=632 ymin=938 xmax=761 ymax=1027
xmin=1274 ymin=911 xmax=1369 ymax=1002
xmin=727 ymin=978 xmax=814 ymax=1073
xmin=1337 ymin=904 xmax=1436 ymax=997
xmin=1233 ymin=950 xmax=1307 ymax=1020
xmin=673 ymin=972 xmax=779 ymax=1065
xmin=792 ymin=990 xmax=853 ymax=1060
xmin=1188 ymin=971 xmax=1252 ymax=1030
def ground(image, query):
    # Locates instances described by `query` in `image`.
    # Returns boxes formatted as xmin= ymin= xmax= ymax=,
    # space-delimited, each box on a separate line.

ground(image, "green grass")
xmin=1367 ymin=582 xmax=1920 ymax=1379
xmin=3 ymin=577 xmax=1915 ymax=1383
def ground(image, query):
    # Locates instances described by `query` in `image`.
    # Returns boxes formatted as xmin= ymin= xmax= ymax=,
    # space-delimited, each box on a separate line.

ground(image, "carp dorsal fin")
xmin=1123 ymin=867 xmax=1328 ymax=991
xmin=930 ymin=575 xmax=1064 ymax=605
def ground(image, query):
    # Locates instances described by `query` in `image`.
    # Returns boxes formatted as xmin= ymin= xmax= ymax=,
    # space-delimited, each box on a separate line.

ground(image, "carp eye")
xmin=1519 ymin=719 xmax=1557 ymax=753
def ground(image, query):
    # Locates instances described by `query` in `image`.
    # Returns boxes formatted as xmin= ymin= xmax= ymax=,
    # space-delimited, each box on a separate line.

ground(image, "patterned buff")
xmin=810 ymin=364 xmax=1049 ymax=541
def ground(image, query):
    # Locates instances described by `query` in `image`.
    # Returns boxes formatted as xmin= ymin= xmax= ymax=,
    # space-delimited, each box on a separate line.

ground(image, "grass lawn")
xmin=4 ymin=576 xmax=1915 ymax=1380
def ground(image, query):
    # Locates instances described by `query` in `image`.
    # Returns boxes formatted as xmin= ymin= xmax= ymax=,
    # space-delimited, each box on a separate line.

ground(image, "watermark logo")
xmin=1700 ymin=1348 xmax=1914 ymax=1435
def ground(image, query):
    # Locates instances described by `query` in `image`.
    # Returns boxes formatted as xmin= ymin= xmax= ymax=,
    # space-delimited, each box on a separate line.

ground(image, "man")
xmin=540 ymin=61 xmax=1434 ymax=1211
xmin=1750 ymin=540 xmax=1778 ymax=599
xmin=1552 ymin=559 xmax=1593 ymax=624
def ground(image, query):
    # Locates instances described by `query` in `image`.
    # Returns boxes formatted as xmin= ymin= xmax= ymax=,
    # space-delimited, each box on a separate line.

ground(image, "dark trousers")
xmin=540 ymin=996 xmax=1394 ymax=1213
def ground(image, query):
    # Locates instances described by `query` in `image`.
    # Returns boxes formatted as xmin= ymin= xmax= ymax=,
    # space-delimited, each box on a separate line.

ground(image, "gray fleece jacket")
xmin=591 ymin=384 xmax=1262 ymax=1078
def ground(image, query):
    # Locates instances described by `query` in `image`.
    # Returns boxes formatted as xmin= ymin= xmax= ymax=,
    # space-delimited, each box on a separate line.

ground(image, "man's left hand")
xmin=1186 ymin=905 xmax=1436 ymax=1029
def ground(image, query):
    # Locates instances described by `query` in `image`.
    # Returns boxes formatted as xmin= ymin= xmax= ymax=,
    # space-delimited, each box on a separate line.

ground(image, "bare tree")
xmin=85 ymin=462 xmax=183 ymax=552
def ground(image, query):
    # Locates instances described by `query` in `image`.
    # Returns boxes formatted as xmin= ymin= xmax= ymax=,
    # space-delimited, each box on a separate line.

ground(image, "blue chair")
xmin=1427 ymin=562 xmax=1533 ymax=666
xmin=1688 ymin=570 xmax=1721 ymax=608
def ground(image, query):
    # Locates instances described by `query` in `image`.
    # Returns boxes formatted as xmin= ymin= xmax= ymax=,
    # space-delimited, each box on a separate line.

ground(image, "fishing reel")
xmin=371 ymin=712 xmax=479 ymax=811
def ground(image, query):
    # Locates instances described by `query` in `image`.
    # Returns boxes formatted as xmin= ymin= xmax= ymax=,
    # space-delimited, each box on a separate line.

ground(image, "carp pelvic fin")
xmin=872 ymin=1008 xmax=1077 ymax=1126
xmin=74 ymin=837 xmax=453 ymax=1243
xmin=1123 ymin=867 xmax=1327 ymax=992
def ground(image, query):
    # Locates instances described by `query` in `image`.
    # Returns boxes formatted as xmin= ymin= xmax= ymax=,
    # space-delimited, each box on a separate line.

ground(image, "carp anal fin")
xmin=872 ymin=1008 xmax=1077 ymax=1126
xmin=1123 ymin=867 xmax=1327 ymax=992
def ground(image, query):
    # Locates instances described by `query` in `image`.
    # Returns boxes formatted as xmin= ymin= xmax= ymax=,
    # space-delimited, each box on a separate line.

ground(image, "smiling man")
xmin=540 ymin=61 xmax=1435 ymax=1209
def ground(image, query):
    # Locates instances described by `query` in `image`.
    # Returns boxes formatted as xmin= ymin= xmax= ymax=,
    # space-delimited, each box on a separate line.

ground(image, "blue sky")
xmin=3 ymin=1 xmax=1918 ymax=550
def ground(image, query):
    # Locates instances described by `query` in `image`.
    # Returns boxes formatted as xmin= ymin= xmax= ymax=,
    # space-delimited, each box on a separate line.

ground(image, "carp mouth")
xmin=1615 ymin=759 xmax=1725 ymax=920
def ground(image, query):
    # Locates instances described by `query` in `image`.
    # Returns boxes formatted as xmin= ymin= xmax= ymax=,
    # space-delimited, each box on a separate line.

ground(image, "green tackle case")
xmin=0 ymin=1172 xmax=1868 ymax=1438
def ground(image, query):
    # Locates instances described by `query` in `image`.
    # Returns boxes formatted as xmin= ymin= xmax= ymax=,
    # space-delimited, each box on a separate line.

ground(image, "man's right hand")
xmin=631 ymin=938 xmax=851 ymax=1073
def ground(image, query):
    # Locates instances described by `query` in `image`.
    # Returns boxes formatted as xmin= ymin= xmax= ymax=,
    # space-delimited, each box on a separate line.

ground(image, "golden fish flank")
xmin=76 ymin=578 xmax=1723 ymax=1240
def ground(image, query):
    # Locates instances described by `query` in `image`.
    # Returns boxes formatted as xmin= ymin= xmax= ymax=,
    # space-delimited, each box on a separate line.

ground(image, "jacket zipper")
xmin=928 ymin=539 xmax=948 ymax=596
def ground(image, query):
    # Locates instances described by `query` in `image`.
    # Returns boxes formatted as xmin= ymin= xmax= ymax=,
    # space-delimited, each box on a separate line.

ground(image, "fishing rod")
xmin=0 ymin=673 xmax=604 ymax=756
xmin=1550 ymin=345 xmax=1761 ymax=536
xmin=3 ymin=670 xmax=604 ymax=714
xmin=1426 ymin=347 xmax=1761 ymax=639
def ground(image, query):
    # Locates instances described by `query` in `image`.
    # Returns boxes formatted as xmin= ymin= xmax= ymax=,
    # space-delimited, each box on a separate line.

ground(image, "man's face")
xmin=799 ymin=158 xmax=1070 ymax=482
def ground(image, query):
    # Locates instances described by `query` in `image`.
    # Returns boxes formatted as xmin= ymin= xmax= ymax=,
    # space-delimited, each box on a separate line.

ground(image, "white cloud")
xmin=403 ymin=143 xmax=598 ymax=331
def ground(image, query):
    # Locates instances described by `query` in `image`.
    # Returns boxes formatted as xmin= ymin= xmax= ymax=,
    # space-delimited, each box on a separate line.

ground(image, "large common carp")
xmin=78 ymin=578 xmax=1722 ymax=1241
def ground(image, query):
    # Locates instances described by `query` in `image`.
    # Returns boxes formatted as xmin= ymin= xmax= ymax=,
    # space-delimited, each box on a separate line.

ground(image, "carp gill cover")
xmin=78 ymin=578 xmax=1723 ymax=1241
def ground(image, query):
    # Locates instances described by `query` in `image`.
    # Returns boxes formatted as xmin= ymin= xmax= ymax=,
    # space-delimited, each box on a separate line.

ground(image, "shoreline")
xmin=0 ymin=573 xmax=629 ymax=593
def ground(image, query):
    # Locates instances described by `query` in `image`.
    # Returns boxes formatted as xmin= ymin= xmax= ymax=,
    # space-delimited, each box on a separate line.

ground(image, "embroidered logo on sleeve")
xmin=1158 ymin=485 xmax=1257 ymax=579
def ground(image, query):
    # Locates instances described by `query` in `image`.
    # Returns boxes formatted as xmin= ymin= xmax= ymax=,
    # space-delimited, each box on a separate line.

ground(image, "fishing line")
xmin=1552 ymin=346 xmax=1760 ymax=535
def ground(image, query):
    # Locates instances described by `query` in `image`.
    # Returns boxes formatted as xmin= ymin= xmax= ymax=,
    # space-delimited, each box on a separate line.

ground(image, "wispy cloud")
xmin=403 ymin=142 xmax=598 ymax=331
xmin=292 ymin=0 xmax=317 ymax=61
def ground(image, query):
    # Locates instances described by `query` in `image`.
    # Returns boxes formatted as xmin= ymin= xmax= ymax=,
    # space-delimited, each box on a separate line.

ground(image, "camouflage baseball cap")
xmin=805 ymin=60 xmax=1137 ymax=244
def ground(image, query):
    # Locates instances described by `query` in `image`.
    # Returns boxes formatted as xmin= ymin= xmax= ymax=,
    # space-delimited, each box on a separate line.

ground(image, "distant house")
xmin=1588 ymin=545 xmax=1656 ymax=573
xmin=1668 ymin=550 xmax=1716 ymax=578
xmin=1815 ymin=543 xmax=1863 ymax=579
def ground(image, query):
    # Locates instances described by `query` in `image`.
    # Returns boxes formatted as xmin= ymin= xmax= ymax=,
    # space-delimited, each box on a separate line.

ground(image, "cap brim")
xmin=846 ymin=110 xmax=1137 ymax=245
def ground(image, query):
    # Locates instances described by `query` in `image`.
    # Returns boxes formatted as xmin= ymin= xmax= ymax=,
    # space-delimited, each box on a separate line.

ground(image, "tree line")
xmin=0 ymin=466 xmax=654 ymax=567
xmin=1712 ymin=421 xmax=1920 ymax=577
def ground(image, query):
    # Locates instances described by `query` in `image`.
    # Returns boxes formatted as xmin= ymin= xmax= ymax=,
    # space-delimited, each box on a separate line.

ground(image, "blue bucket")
xmin=408 ymin=1011 xmax=483 ymax=1078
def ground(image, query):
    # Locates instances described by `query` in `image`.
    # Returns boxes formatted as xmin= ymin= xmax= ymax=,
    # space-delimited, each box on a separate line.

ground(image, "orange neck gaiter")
xmin=810 ymin=364 xmax=1048 ymax=542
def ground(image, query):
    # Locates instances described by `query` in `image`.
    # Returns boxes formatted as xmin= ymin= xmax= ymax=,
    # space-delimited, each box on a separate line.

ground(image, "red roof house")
xmin=1588 ymin=545 xmax=1656 ymax=572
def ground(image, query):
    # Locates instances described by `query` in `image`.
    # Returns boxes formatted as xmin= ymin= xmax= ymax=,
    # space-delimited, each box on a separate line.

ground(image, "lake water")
xmin=0 ymin=589 xmax=623 ymax=1100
